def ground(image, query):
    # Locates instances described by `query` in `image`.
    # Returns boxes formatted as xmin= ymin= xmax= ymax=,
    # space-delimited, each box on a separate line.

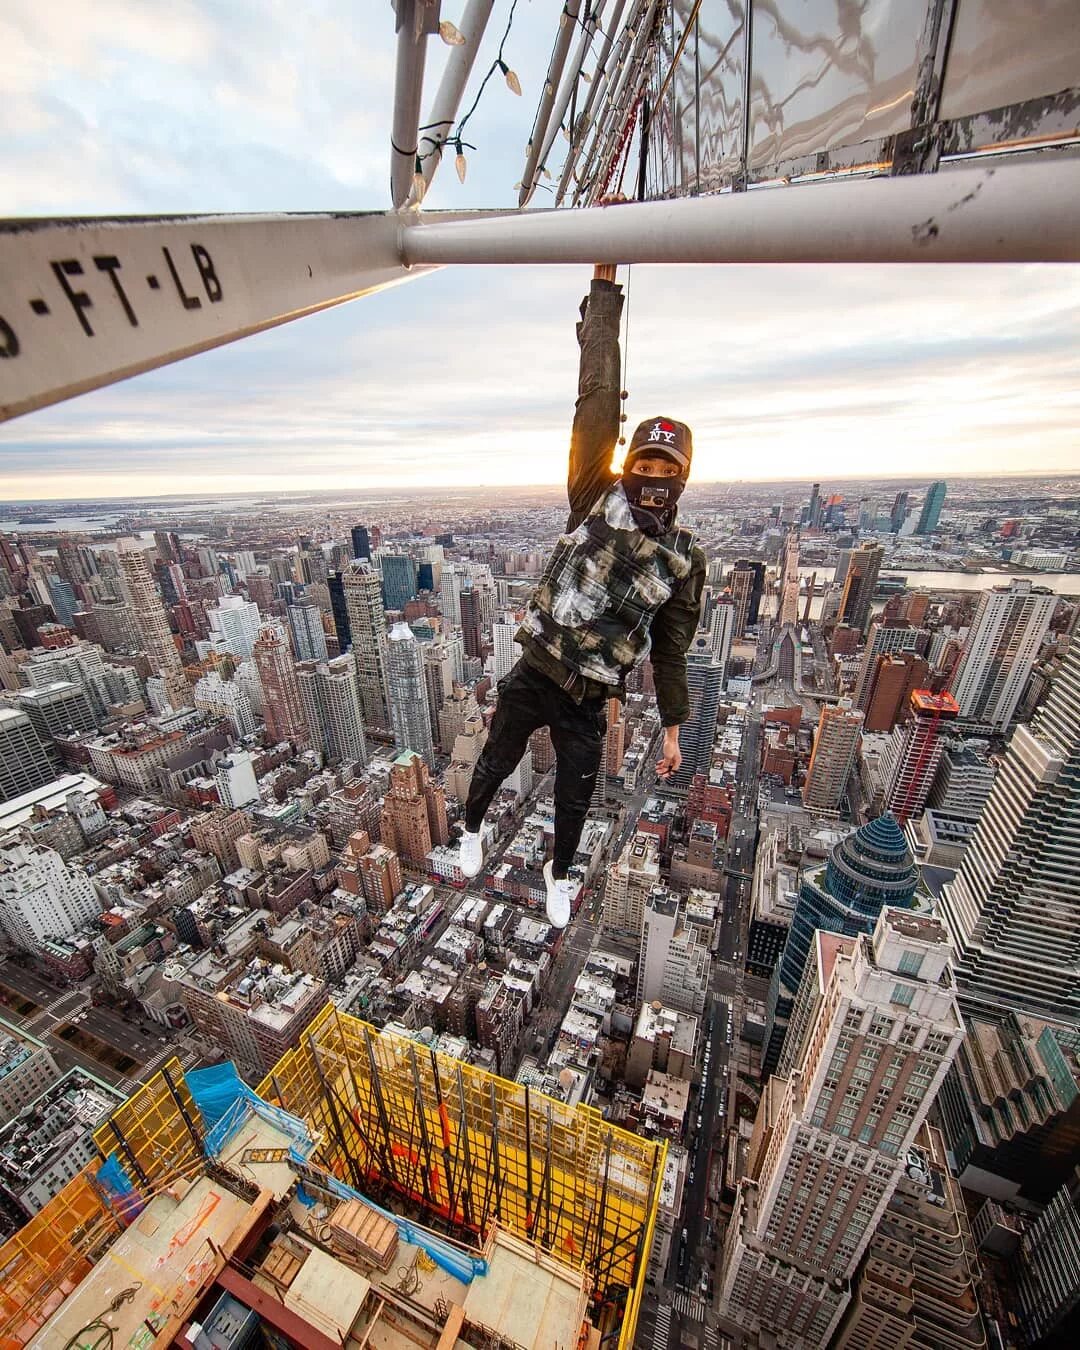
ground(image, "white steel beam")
xmin=555 ymin=0 xmax=629 ymax=207
xmin=518 ymin=0 xmax=583 ymax=208
xmin=0 ymin=212 xmax=434 ymax=423
xmin=414 ymin=0 xmax=496 ymax=199
xmin=403 ymin=160 xmax=1080 ymax=265
xmin=391 ymin=1 xmax=440 ymax=209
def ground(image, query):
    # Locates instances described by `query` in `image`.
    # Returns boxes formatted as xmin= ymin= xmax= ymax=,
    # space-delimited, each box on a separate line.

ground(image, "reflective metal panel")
xmin=748 ymin=0 xmax=921 ymax=170
xmin=698 ymin=0 xmax=747 ymax=189
xmin=939 ymin=0 xmax=1080 ymax=122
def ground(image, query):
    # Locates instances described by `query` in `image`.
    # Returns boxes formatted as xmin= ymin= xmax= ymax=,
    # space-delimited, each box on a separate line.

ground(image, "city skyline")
xmin=3 ymin=1 xmax=1080 ymax=499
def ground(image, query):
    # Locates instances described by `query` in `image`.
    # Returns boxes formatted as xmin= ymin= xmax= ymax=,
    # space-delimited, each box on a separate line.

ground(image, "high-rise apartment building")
xmin=296 ymin=654 xmax=369 ymax=767
xmin=287 ymin=601 xmax=328 ymax=662
xmin=252 ymin=626 xmax=308 ymax=746
xmin=117 ymin=545 xmax=182 ymax=676
xmin=939 ymin=633 xmax=1080 ymax=1020
xmin=853 ymin=620 xmax=922 ymax=708
xmin=342 ymin=563 xmax=390 ymax=732
xmin=862 ymin=651 xmax=930 ymax=733
xmin=207 ymin=595 xmax=262 ymax=660
xmin=638 ymin=889 xmax=713 ymax=1016
xmin=0 ymin=839 xmax=100 ymax=952
xmin=422 ymin=640 xmax=455 ymax=736
xmin=1012 ymin=1166 xmax=1080 ymax=1347
xmin=803 ymin=699 xmax=863 ymax=815
xmin=707 ymin=593 xmax=735 ymax=679
xmin=379 ymin=751 xmax=449 ymax=865
xmin=763 ymin=813 xmax=918 ymax=1076
xmin=720 ymin=911 xmax=964 ymax=1348
xmin=380 ymin=554 xmax=417 ymax=612
xmin=808 ymin=482 xmax=823 ymax=529
xmin=951 ymin=580 xmax=1055 ymax=730
xmin=601 ymin=832 xmax=662 ymax=939
xmin=880 ymin=690 xmax=960 ymax=825
xmin=670 ymin=636 xmax=724 ymax=790
xmin=0 ymin=709 xmax=56 ymax=804
xmin=327 ymin=571 xmax=351 ymax=652
xmin=386 ymin=622 xmax=435 ymax=769
xmin=193 ymin=670 xmax=257 ymax=738
xmin=890 ymin=491 xmax=909 ymax=534
xmin=915 ymin=480 xmax=947 ymax=535
xmin=492 ymin=616 xmax=522 ymax=683
xmin=838 ymin=542 xmax=884 ymax=635
xmin=927 ymin=740 xmax=995 ymax=820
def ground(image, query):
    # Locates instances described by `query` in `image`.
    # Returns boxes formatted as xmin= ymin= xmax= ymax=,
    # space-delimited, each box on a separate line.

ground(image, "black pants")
xmin=465 ymin=658 xmax=607 ymax=877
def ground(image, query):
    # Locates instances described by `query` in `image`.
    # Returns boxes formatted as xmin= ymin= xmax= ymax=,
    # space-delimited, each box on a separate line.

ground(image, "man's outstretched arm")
xmin=566 ymin=264 xmax=624 ymax=531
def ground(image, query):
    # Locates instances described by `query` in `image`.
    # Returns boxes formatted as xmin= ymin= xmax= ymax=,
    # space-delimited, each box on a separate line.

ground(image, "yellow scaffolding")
xmin=260 ymin=1007 xmax=663 ymax=1347
xmin=0 ymin=1020 xmax=662 ymax=1349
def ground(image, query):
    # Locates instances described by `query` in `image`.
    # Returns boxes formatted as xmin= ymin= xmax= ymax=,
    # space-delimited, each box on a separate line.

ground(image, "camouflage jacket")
xmin=517 ymin=279 xmax=706 ymax=726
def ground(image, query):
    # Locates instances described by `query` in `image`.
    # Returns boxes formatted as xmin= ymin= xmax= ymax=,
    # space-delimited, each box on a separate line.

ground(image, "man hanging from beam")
xmin=459 ymin=264 xmax=706 ymax=928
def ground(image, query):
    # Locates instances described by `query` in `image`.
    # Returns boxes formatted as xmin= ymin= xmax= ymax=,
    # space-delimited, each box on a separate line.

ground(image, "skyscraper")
xmin=287 ymin=601 xmax=328 ymax=662
xmin=803 ymin=700 xmax=863 ymax=815
xmin=601 ymin=831 xmax=662 ymax=939
xmin=951 ymin=579 xmax=1056 ymax=730
xmin=117 ymin=545 xmax=182 ymax=677
xmin=939 ymin=633 xmax=1080 ymax=1020
xmin=380 ymin=554 xmax=418 ymax=612
xmin=669 ymin=635 xmax=724 ymax=790
xmin=808 ymin=482 xmax=822 ymax=529
xmin=459 ymin=584 xmax=483 ymax=661
xmin=253 ymin=625 xmax=309 ymax=747
xmin=0 ymin=839 xmax=101 ymax=951
xmin=707 ymin=593 xmax=735 ymax=680
xmin=880 ymin=689 xmax=959 ymax=825
xmin=350 ymin=525 xmax=371 ymax=562
xmin=763 ymin=813 xmax=918 ymax=1077
xmin=386 ymin=621 xmax=435 ymax=769
xmin=721 ymin=911 xmax=964 ymax=1347
xmin=492 ymin=615 xmax=522 ymax=683
xmin=915 ymin=480 xmax=947 ymax=535
xmin=728 ymin=560 xmax=755 ymax=637
xmin=890 ymin=490 xmax=909 ymax=533
xmin=342 ymin=562 xmax=390 ymax=732
xmin=327 ymin=571 xmax=351 ymax=652
xmin=837 ymin=542 xmax=883 ymax=636
xmin=296 ymin=654 xmax=369 ymax=767
xmin=379 ymin=750 xmax=449 ymax=864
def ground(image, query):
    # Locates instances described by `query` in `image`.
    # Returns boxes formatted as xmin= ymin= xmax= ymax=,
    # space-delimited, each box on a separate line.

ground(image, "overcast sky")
xmin=3 ymin=0 xmax=1079 ymax=501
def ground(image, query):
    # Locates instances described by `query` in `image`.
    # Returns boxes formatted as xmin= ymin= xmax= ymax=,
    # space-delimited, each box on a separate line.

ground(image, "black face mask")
xmin=622 ymin=469 xmax=686 ymax=536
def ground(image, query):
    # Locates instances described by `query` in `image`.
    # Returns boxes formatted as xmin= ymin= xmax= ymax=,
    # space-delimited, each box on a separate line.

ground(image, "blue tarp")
xmin=96 ymin=1153 xmax=144 ymax=1220
xmin=181 ymin=1061 xmax=486 ymax=1285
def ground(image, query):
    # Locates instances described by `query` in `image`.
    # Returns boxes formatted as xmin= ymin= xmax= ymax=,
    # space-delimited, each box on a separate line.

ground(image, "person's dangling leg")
xmin=545 ymin=693 xmax=606 ymax=925
xmin=460 ymin=660 xmax=547 ymax=876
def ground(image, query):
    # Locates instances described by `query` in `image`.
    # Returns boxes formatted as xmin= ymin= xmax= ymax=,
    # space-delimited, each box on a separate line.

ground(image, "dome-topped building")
xmin=762 ymin=814 xmax=918 ymax=1078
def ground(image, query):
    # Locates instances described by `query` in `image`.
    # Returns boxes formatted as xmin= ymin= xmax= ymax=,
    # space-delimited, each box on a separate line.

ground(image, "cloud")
xmin=1 ymin=3 xmax=1079 ymax=499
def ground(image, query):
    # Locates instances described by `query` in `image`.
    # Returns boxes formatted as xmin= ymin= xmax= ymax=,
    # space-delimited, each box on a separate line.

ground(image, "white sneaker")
xmin=459 ymin=829 xmax=484 ymax=879
xmin=543 ymin=861 xmax=576 ymax=929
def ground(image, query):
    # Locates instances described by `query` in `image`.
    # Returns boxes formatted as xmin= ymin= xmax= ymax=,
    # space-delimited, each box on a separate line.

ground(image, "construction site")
xmin=0 ymin=1004 xmax=664 ymax=1350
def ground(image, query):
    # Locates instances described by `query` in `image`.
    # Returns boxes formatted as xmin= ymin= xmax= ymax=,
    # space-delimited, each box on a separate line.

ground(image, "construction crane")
xmin=1 ymin=0 xmax=1078 ymax=424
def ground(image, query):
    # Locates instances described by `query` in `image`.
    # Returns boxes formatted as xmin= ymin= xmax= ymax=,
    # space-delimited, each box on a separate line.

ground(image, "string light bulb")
xmin=439 ymin=20 xmax=466 ymax=45
xmin=411 ymin=155 xmax=426 ymax=205
xmin=454 ymin=139 xmax=468 ymax=183
xmin=498 ymin=59 xmax=522 ymax=95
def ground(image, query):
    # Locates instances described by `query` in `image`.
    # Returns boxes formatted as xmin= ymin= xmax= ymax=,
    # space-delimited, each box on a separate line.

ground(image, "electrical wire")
xmin=61 ymin=1285 xmax=140 ymax=1350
